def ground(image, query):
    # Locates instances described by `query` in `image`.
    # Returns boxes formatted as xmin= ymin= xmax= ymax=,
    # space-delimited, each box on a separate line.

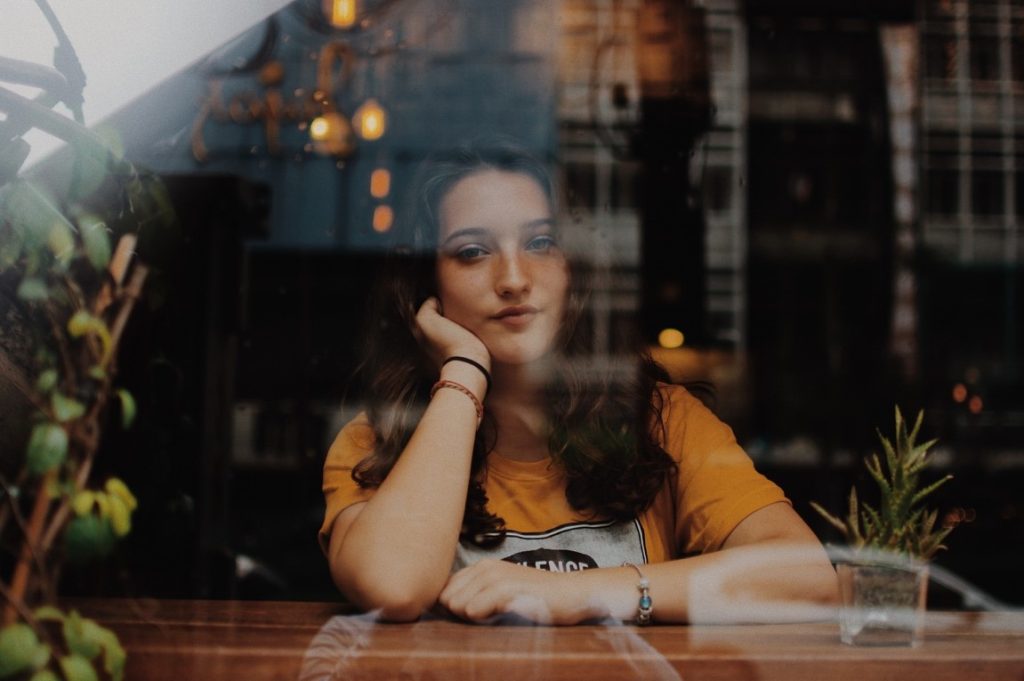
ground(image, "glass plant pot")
xmin=837 ymin=562 xmax=929 ymax=647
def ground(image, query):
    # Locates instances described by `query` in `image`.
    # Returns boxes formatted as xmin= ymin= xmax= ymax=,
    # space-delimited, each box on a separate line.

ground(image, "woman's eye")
xmin=526 ymin=235 xmax=556 ymax=252
xmin=455 ymin=245 xmax=487 ymax=260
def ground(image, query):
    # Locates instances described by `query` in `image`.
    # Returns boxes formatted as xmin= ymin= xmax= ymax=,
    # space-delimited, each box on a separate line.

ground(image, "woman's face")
xmin=435 ymin=169 xmax=569 ymax=367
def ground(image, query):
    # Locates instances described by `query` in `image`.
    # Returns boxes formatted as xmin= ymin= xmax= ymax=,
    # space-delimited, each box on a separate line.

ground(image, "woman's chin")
xmin=488 ymin=346 xmax=559 ymax=372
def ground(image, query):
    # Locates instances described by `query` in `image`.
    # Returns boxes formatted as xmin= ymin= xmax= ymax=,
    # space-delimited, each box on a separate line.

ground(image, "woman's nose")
xmin=494 ymin=254 xmax=530 ymax=297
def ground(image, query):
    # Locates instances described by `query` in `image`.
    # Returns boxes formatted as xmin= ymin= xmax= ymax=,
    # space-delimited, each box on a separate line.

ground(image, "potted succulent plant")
xmin=811 ymin=406 xmax=956 ymax=646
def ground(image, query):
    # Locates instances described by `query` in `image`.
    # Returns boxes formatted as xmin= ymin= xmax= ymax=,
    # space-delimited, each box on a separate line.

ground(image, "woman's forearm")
xmin=330 ymin=362 xmax=487 ymax=619
xmin=574 ymin=505 xmax=839 ymax=624
xmin=438 ymin=536 xmax=838 ymax=626
xmin=567 ymin=538 xmax=839 ymax=624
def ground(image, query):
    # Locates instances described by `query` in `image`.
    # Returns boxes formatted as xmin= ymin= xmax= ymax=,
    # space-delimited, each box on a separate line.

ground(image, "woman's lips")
xmin=492 ymin=305 xmax=538 ymax=327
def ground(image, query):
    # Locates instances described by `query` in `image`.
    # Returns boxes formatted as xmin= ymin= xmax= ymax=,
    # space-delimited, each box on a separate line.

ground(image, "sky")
xmin=1 ymin=0 xmax=294 ymax=168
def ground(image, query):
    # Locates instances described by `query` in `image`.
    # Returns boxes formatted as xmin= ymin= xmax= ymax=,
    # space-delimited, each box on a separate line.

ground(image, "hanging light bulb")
xmin=309 ymin=116 xmax=332 ymax=140
xmin=353 ymin=98 xmax=387 ymax=141
xmin=324 ymin=0 xmax=357 ymax=29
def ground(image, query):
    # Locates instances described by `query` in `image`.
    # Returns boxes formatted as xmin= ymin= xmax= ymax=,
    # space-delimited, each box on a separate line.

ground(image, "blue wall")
xmin=112 ymin=0 xmax=557 ymax=250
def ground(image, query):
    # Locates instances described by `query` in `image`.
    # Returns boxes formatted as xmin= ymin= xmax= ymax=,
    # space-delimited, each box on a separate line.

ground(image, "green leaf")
xmin=845 ymin=488 xmax=863 ymax=545
xmin=47 ymin=220 xmax=76 ymax=269
xmin=105 ymin=478 xmax=137 ymax=511
xmin=89 ymin=624 xmax=125 ymax=681
xmin=63 ymin=515 xmax=117 ymax=564
xmin=72 ymin=491 xmax=96 ymax=516
xmin=78 ymin=215 xmax=111 ymax=271
xmin=66 ymin=617 xmax=124 ymax=681
xmin=907 ymin=408 xmax=923 ymax=447
xmin=809 ymin=501 xmax=848 ymax=536
xmin=861 ymin=503 xmax=882 ymax=543
xmin=63 ymin=612 xmax=103 ymax=660
xmin=864 ymin=453 xmax=892 ymax=499
xmin=907 ymin=438 xmax=939 ymax=472
xmin=0 ymin=225 xmax=23 ymax=268
xmin=51 ymin=392 xmax=86 ymax=422
xmin=0 ymin=623 xmax=49 ymax=677
xmin=88 ymin=366 xmax=107 ymax=381
xmin=34 ymin=606 xmax=66 ymax=622
xmin=16 ymin=277 xmax=49 ymax=301
xmin=68 ymin=138 xmax=114 ymax=202
xmin=26 ymin=422 xmax=68 ymax=475
xmin=36 ymin=369 xmax=59 ymax=393
xmin=29 ymin=669 xmax=61 ymax=681
xmin=3 ymin=181 xmax=74 ymax=251
xmin=59 ymin=654 xmax=98 ymax=681
xmin=107 ymin=494 xmax=131 ymax=537
xmin=909 ymin=474 xmax=953 ymax=509
xmin=115 ymin=389 xmax=136 ymax=429
xmin=67 ymin=311 xmax=112 ymax=364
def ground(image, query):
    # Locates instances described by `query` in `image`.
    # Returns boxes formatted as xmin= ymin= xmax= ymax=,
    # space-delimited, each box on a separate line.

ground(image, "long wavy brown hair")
xmin=351 ymin=137 xmax=678 ymax=547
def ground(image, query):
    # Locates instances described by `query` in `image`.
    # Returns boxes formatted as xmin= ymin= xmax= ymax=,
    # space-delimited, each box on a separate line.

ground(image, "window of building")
xmin=926 ymin=167 xmax=960 ymax=216
xmin=972 ymin=169 xmax=1004 ymax=216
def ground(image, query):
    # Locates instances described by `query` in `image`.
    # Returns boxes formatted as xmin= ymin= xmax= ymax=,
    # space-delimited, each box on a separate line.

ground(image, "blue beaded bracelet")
xmin=623 ymin=562 xmax=652 ymax=625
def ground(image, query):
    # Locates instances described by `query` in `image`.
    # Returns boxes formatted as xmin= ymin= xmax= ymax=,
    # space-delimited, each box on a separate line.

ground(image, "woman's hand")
xmin=414 ymin=297 xmax=490 ymax=371
xmin=439 ymin=560 xmax=599 ymax=625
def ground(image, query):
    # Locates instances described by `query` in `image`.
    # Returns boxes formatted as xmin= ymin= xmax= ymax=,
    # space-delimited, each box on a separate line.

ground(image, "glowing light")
xmin=372 ymin=205 xmax=394 ymax=233
xmin=952 ymin=383 xmax=967 ymax=403
xmin=370 ymin=168 xmax=391 ymax=198
xmin=968 ymin=395 xmax=983 ymax=414
xmin=309 ymin=116 xmax=331 ymax=140
xmin=354 ymin=98 xmax=387 ymax=140
xmin=658 ymin=328 xmax=685 ymax=349
xmin=308 ymin=112 xmax=356 ymax=157
xmin=325 ymin=0 xmax=357 ymax=28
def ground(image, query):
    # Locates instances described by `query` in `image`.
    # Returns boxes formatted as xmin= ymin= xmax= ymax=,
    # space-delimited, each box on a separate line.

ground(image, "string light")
xmin=353 ymin=98 xmax=387 ymax=140
xmin=308 ymin=112 xmax=355 ymax=156
xmin=372 ymin=205 xmax=394 ymax=232
xmin=309 ymin=116 xmax=331 ymax=140
xmin=325 ymin=0 xmax=357 ymax=28
xmin=370 ymin=168 xmax=391 ymax=198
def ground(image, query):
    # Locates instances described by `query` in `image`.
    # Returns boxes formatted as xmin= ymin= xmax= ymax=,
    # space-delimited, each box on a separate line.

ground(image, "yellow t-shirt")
xmin=319 ymin=384 xmax=788 ymax=570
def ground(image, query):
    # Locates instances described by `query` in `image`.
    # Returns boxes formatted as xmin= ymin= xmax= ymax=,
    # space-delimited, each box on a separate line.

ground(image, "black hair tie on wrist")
xmin=442 ymin=356 xmax=492 ymax=394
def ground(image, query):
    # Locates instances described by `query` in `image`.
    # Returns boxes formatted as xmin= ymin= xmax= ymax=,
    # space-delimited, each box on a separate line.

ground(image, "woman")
xmin=320 ymin=138 xmax=838 ymax=624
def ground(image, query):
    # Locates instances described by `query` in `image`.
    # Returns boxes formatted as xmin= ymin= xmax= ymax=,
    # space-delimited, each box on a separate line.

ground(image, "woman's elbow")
xmin=812 ymin=561 xmax=841 ymax=606
xmin=332 ymin=566 xmax=436 ymax=622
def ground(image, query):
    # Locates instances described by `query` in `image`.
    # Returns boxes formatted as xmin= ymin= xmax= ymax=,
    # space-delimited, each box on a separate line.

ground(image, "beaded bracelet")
xmin=441 ymin=356 xmax=492 ymax=394
xmin=430 ymin=379 xmax=484 ymax=421
xmin=623 ymin=562 xmax=653 ymax=625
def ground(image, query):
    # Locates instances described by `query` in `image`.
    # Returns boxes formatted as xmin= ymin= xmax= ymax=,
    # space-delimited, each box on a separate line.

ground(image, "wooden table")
xmin=71 ymin=599 xmax=1024 ymax=680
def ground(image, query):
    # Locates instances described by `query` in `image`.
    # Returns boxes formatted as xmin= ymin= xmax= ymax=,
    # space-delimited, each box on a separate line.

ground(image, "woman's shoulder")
xmin=325 ymin=412 xmax=376 ymax=464
xmin=652 ymin=381 xmax=733 ymax=453
xmin=654 ymin=381 xmax=717 ymax=418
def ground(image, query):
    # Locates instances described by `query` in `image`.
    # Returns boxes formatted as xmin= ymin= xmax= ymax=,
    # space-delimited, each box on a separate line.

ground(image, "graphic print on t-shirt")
xmin=453 ymin=518 xmax=647 ymax=572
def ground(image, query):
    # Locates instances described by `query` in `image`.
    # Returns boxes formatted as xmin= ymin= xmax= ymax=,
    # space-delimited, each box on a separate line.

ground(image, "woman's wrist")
xmin=439 ymin=357 xmax=488 ymax=401
xmin=442 ymin=356 xmax=492 ymax=393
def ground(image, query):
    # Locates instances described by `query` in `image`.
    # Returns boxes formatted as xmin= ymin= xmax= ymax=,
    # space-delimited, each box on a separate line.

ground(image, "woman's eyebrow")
xmin=521 ymin=218 xmax=555 ymax=231
xmin=439 ymin=227 xmax=488 ymax=248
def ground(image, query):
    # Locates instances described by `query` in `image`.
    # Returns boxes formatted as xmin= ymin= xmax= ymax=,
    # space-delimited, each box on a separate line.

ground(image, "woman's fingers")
xmin=440 ymin=560 xmax=504 ymax=621
xmin=440 ymin=561 xmax=558 ymax=623
xmin=413 ymin=297 xmax=490 ymax=369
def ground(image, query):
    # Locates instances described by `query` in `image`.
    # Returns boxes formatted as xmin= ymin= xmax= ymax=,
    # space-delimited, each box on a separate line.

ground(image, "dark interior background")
xmin=11 ymin=0 xmax=1020 ymax=607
